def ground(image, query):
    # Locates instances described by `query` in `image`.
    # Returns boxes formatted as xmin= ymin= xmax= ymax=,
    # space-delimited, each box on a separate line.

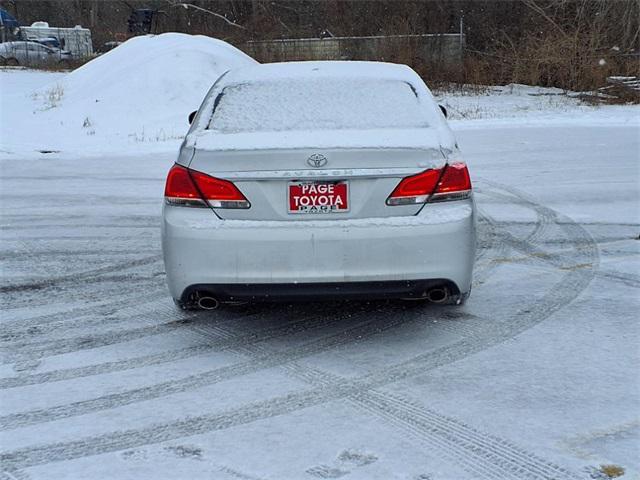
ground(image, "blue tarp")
xmin=0 ymin=8 xmax=20 ymax=29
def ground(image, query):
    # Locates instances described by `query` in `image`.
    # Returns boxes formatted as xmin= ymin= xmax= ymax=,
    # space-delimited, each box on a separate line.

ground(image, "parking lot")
xmin=1 ymin=123 xmax=637 ymax=479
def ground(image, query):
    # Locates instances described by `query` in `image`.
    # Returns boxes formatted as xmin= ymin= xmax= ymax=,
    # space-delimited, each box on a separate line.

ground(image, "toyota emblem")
xmin=307 ymin=154 xmax=328 ymax=168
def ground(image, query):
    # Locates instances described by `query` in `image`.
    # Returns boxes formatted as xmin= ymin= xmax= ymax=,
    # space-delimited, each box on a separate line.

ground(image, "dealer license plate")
xmin=288 ymin=181 xmax=349 ymax=214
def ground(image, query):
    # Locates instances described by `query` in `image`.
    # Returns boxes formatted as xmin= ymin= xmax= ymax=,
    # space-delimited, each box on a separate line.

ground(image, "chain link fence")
xmin=244 ymin=33 xmax=465 ymax=67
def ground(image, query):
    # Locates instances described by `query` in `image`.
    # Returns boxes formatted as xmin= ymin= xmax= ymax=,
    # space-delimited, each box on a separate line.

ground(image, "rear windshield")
xmin=207 ymin=79 xmax=429 ymax=133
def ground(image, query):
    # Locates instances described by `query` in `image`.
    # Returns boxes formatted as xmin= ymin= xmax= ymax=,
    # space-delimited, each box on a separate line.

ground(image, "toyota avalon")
xmin=162 ymin=61 xmax=476 ymax=309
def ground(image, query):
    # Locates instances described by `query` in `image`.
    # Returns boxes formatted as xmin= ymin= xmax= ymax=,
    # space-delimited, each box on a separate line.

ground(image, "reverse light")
xmin=164 ymin=164 xmax=250 ymax=209
xmin=386 ymin=162 xmax=472 ymax=206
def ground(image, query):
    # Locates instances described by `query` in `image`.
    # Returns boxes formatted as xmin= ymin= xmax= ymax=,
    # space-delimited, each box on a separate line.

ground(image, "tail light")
xmin=430 ymin=162 xmax=472 ymax=202
xmin=386 ymin=162 xmax=472 ymax=206
xmin=164 ymin=164 xmax=250 ymax=209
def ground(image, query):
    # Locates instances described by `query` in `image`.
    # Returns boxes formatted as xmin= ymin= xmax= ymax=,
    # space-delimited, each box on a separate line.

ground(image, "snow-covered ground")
xmin=1 ymin=35 xmax=639 ymax=480
xmin=436 ymin=84 xmax=640 ymax=128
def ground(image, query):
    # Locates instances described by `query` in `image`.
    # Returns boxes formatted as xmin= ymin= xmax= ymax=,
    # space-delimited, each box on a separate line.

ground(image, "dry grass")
xmin=31 ymin=83 xmax=65 ymax=110
xmin=598 ymin=464 xmax=625 ymax=478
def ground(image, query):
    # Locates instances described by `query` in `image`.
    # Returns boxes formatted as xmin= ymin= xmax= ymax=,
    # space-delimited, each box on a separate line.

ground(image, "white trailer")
xmin=19 ymin=22 xmax=93 ymax=58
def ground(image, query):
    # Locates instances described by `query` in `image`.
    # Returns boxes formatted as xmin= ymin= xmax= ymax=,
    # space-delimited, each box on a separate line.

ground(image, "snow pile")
xmin=0 ymin=33 xmax=257 ymax=158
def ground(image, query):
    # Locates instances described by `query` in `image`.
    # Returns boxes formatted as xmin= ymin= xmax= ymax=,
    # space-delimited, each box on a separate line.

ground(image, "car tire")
xmin=58 ymin=59 xmax=70 ymax=69
xmin=6 ymin=58 xmax=19 ymax=66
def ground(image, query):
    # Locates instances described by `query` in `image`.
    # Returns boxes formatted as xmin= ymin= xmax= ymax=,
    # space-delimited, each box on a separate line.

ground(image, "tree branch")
xmin=167 ymin=1 xmax=247 ymax=30
xmin=522 ymin=0 xmax=570 ymax=39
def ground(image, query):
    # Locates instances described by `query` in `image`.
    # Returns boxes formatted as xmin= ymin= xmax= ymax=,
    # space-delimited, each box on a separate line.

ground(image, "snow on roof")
xmin=220 ymin=61 xmax=423 ymax=87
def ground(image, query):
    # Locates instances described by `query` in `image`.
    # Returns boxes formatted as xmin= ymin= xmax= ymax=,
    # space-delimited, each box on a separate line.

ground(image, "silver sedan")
xmin=162 ymin=61 xmax=476 ymax=309
xmin=0 ymin=41 xmax=72 ymax=67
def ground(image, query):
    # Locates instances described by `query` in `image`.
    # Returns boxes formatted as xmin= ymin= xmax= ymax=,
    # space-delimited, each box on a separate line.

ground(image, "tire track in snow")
xmin=3 ymin=296 xmax=198 ymax=359
xmin=0 ymin=223 xmax=159 ymax=231
xmin=226 ymin=328 xmax=541 ymax=480
xmin=0 ymin=185 xmax=598 ymax=473
xmin=0 ymin=303 xmax=420 ymax=430
xmin=355 ymin=391 xmax=578 ymax=480
xmin=1 ymin=260 xmax=163 ymax=313
xmin=480 ymin=180 xmax=596 ymax=259
xmin=1 ymin=294 xmax=191 ymax=362
xmin=288 ymin=363 xmax=577 ymax=480
xmin=0 ymin=302 xmax=368 ymax=389
xmin=3 ymin=315 xmax=198 ymax=363
xmin=239 ymin=337 xmax=577 ymax=480
xmin=480 ymin=187 xmax=555 ymax=245
xmin=0 ymin=254 xmax=162 ymax=294
xmin=473 ymin=183 xmax=555 ymax=288
xmin=473 ymin=179 xmax=558 ymax=286
xmin=597 ymin=270 xmax=640 ymax=287
xmin=169 ymin=312 xmax=565 ymax=479
xmin=0 ymin=248 xmax=153 ymax=259
xmin=1 ymin=285 xmax=170 ymax=343
xmin=0 ymin=281 xmax=168 ymax=332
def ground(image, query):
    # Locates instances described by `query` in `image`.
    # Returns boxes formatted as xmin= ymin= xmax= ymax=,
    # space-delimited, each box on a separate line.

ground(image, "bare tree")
xmin=164 ymin=1 xmax=247 ymax=30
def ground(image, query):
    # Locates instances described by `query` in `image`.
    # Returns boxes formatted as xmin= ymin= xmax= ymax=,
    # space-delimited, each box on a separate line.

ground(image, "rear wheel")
xmin=6 ymin=57 xmax=19 ymax=66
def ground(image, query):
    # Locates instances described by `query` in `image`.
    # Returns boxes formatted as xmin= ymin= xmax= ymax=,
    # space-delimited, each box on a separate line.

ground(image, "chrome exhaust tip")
xmin=426 ymin=287 xmax=449 ymax=304
xmin=196 ymin=295 xmax=220 ymax=310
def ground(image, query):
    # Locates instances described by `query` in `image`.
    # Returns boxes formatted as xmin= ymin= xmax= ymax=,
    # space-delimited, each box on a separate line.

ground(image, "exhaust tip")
xmin=426 ymin=287 xmax=449 ymax=304
xmin=197 ymin=295 xmax=219 ymax=310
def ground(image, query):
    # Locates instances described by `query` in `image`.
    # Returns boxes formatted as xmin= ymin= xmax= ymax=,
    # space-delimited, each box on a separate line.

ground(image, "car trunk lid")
xmin=188 ymin=129 xmax=447 ymax=220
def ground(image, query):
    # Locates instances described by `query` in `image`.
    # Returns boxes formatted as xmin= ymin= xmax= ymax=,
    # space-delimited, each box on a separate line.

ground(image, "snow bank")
xmin=0 ymin=33 xmax=257 ymax=158
xmin=434 ymin=84 xmax=640 ymax=128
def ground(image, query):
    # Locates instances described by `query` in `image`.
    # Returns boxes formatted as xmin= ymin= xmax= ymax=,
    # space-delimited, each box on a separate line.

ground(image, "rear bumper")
xmin=162 ymin=199 xmax=476 ymax=301
xmin=182 ymin=279 xmax=461 ymax=303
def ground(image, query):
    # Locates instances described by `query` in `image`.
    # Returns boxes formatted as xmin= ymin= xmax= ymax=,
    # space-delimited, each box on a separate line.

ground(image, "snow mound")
xmin=4 ymin=33 xmax=257 ymax=157
xmin=51 ymin=33 xmax=255 ymax=117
